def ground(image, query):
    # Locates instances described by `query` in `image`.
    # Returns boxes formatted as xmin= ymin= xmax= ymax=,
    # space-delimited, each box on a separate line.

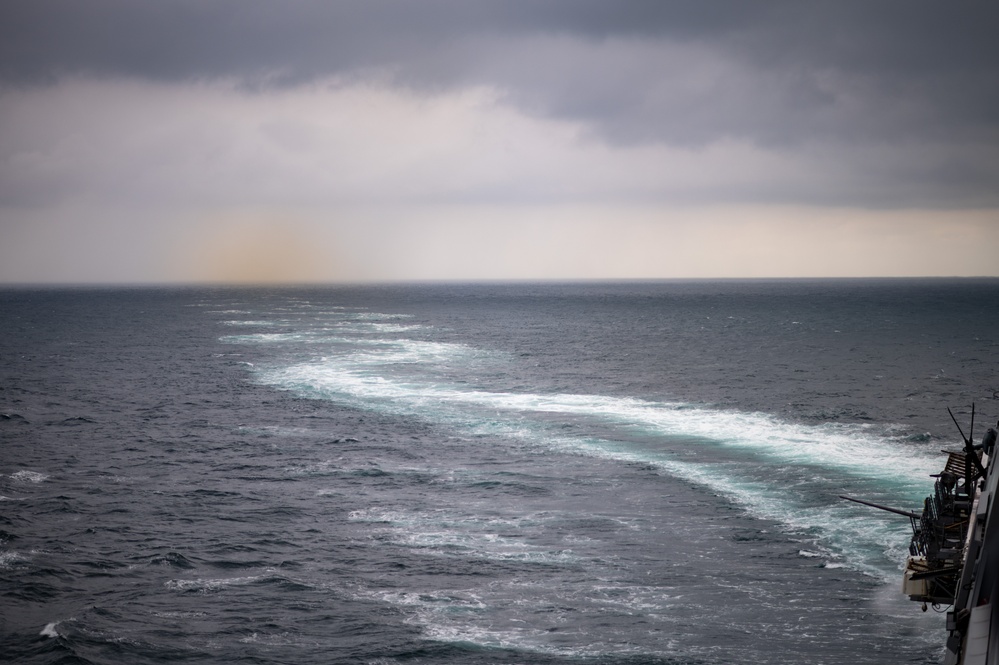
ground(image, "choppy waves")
xmin=6 ymin=284 xmax=980 ymax=665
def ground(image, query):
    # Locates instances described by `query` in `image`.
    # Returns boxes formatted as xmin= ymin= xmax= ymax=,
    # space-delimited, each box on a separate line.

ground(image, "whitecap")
xmin=165 ymin=575 xmax=261 ymax=592
xmin=152 ymin=610 xmax=207 ymax=619
xmin=9 ymin=470 xmax=47 ymax=483
xmin=0 ymin=551 xmax=25 ymax=568
xmin=222 ymin=320 xmax=278 ymax=327
xmin=349 ymin=312 xmax=414 ymax=321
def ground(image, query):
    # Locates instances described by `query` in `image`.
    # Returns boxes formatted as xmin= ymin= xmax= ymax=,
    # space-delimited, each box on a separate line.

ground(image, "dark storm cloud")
xmin=3 ymin=1 xmax=996 ymax=138
xmin=2 ymin=0 xmax=998 ymax=207
xmin=0 ymin=1 xmax=747 ymax=84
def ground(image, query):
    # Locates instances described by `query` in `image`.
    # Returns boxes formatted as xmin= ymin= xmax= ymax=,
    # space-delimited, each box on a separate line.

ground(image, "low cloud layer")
xmin=4 ymin=76 xmax=994 ymax=211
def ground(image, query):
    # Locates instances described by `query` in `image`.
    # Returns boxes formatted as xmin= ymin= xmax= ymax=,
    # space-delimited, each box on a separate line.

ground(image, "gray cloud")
xmin=0 ymin=1 xmax=760 ymax=83
xmin=2 ymin=1 xmax=998 ymax=209
xmin=3 ymin=2 xmax=996 ymax=134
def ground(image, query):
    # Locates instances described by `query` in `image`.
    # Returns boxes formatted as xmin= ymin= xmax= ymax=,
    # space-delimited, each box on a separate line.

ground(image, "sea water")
xmin=2 ymin=279 xmax=998 ymax=664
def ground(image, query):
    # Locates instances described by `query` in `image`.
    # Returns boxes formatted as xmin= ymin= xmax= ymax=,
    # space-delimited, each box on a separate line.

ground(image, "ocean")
xmin=2 ymin=279 xmax=997 ymax=664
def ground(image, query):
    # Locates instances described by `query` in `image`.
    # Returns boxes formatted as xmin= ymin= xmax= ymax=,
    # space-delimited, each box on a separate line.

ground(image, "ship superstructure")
xmin=843 ymin=407 xmax=998 ymax=664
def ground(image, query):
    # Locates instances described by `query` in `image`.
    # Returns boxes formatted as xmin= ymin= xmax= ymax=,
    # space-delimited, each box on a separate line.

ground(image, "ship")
xmin=842 ymin=405 xmax=999 ymax=664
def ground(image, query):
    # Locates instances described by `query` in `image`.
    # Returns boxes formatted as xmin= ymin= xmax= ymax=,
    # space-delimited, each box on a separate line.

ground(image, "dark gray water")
xmin=2 ymin=280 xmax=998 ymax=664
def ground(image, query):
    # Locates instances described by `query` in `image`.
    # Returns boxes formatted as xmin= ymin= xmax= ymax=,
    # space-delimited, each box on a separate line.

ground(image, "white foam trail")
xmin=343 ymin=340 xmax=488 ymax=366
xmin=324 ymin=322 xmax=427 ymax=334
xmin=262 ymin=358 xmax=937 ymax=485
xmin=535 ymin=429 xmax=911 ymax=579
xmin=220 ymin=327 xmax=434 ymax=344
xmin=360 ymin=586 xmax=671 ymax=658
xmin=40 ymin=622 xmax=59 ymax=638
xmin=348 ymin=509 xmax=578 ymax=564
xmin=264 ymin=363 xmax=926 ymax=576
xmin=220 ymin=332 xmax=314 ymax=344
xmin=243 ymin=330 xmax=932 ymax=578
xmin=471 ymin=390 xmax=937 ymax=483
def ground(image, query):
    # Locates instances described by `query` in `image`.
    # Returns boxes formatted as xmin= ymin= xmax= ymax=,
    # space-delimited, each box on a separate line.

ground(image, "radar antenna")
xmin=948 ymin=403 xmax=986 ymax=479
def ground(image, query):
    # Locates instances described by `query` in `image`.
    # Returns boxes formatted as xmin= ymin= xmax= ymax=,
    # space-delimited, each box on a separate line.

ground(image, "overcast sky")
xmin=2 ymin=0 xmax=998 ymax=283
